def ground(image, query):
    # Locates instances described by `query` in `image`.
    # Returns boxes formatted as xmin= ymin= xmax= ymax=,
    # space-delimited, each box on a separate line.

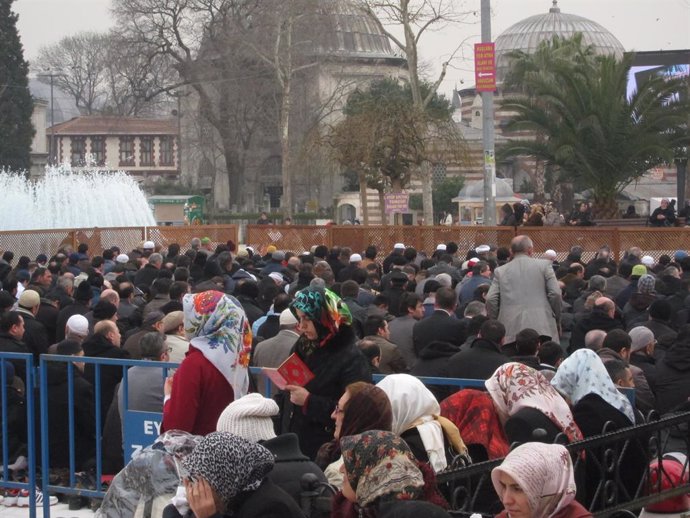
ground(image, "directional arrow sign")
xmin=474 ymin=42 xmax=496 ymax=92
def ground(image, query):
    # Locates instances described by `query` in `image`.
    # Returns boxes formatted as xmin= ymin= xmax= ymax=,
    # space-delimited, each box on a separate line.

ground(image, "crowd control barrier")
xmin=0 ymin=354 xmax=640 ymax=517
xmin=0 ymin=353 xmax=39 ymax=518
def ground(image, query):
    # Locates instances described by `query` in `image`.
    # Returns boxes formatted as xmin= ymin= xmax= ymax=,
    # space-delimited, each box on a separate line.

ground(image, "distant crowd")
xmin=1 ymin=234 xmax=689 ymax=517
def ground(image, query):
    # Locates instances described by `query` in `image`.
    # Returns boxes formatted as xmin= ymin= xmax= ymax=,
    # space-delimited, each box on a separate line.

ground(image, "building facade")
xmin=46 ymin=116 xmax=179 ymax=183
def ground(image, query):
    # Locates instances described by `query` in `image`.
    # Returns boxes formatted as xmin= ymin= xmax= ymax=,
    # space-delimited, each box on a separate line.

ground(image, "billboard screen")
xmin=626 ymin=50 xmax=689 ymax=101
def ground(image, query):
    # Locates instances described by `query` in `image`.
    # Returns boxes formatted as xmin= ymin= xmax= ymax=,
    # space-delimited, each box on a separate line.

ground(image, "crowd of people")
xmin=1 ymin=233 xmax=689 ymax=517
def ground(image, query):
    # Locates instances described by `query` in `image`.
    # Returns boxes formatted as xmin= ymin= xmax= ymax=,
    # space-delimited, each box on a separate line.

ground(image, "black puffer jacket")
xmin=654 ymin=329 xmax=690 ymax=414
xmin=282 ymin=325 xmax=372 ymax=460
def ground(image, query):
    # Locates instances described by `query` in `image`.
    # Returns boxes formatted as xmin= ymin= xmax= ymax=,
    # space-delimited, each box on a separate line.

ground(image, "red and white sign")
xmin=474 ymin=42 xmax=496 ymax=92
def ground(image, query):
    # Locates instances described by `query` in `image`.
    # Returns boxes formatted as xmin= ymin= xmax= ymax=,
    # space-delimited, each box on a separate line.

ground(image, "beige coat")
xmin=486 ymin=254 xmax=562 ymax=343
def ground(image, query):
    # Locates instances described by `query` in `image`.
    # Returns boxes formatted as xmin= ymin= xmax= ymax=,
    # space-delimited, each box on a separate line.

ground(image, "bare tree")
xmin=112 ymin=0 xmax=279 ymax=208
xmin=35 ymin=31 xmax=177 ymax=116
xmin=235 ymin=0 xmax=339 ymax=218
xmin=35 ymin=32 xmax=109 ymax=114
xmin=358 ymin=0 xmax=474 ymax=224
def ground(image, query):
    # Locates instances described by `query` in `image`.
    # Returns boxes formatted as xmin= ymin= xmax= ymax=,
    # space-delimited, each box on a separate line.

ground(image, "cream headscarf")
xmin=376 ymin=374 xmax=448 ymax=472
xmin=492 ymin=443 xmax=577 ymax=518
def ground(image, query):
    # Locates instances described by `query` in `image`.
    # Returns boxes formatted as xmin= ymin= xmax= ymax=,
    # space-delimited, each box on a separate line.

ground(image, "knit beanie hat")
xmin=216 ymin=393 xmax=279 ymax=442
xmin=631 ymin=264 xmax=647 ymax=277
xmin=637 ymin=274 xmax=656 ymax=294
xmin=629 ymin=326 xmax=654 ymax=353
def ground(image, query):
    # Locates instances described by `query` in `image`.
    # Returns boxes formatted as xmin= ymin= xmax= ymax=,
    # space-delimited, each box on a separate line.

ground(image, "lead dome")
xmin=494 ymin=0 xmax=625 ymax=82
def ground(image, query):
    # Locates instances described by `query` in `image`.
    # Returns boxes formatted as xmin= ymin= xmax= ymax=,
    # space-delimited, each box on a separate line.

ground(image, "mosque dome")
xmin=494 ymin=0 xmax=625 ymax=82
xmin=453 ymin=178 xmax=521 ymax=202
xmin=29 ymin=79 xmax=81 ymax=126
xmin=317 ymin=2 xmax=404 ymax=61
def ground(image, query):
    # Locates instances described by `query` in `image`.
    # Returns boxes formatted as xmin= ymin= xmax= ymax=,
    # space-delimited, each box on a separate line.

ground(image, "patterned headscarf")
xmin=181 ymin=432 xmax=274 ymax=505
xmin=291 ymin=286 xmax=352 ymax=347
xmin=491 ymin=443 xmax=576 ymax=518
xmin=439 ymin=389 xmax=510 ymax=460
xmin=485 ymin=363 xmax=583 ymax=444
xmin=552 ymin=349 xmax=635 ymax=423
xmin=183 ymin=291 xmax=252 ymax=398
xmin=340 ymin=430 xmax=424 ymax=508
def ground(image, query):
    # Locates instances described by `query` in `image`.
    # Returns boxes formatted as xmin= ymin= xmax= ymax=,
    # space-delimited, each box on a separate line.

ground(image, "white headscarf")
xmin=376 ymin=374 xmax=447 ymax=472
xmin=551 ymin=348 xmax=635 ymax=423
xmin=492 ymin=443 xmax=577 ymax=518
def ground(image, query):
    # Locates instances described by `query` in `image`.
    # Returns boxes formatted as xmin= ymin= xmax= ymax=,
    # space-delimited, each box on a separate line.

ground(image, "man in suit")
xmin=251 ymin=309 xmax=300 ymax=396
xmin=412 ymin=286 xmax=466 ymax=357
xmin=486 ymin=235 xmax=561 ymax=343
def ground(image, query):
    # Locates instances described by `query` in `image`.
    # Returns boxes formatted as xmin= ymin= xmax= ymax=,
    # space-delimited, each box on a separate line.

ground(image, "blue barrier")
xmin=37 ymin=354 xmax=176 ymax=518
xmin=0 ymin=353 xmax=38 ymax=518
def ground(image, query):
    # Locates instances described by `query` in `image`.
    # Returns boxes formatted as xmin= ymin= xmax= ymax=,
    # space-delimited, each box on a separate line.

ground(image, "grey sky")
xmin=14 ymin=0 xmax=690 ymax=97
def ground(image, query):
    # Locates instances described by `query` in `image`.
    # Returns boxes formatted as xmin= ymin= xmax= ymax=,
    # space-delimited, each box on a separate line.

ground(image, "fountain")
xmin=0 ymin=165 xmax=156 ymax=230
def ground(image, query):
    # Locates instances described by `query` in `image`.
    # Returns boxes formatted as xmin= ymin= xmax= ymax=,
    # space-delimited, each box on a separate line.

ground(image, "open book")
xmin=261 ymin=352 xmax=315 ymax=390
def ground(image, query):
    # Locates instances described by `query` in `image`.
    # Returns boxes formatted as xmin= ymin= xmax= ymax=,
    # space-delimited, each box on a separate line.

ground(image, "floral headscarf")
xmin=181 ymin=432 xmax=274 ymax=505
xmin=485 ymin=363 xmax=583 ymax=444
xmin=183 ymin=291 xmax=252 ymax=398
xmin=291 ymin=286 xmax=352 ymax=347
xmin=552 ymin=348 xmax=635 ymax=423
xmin=491 ymin=443 xmax=576 ymax=518
xmin=340 ymin=430 xmax=424 ymax=508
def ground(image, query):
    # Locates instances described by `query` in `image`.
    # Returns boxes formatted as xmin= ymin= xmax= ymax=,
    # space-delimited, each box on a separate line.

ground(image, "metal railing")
xmin=437 ymin=410 xmax=690 ymax=518
xmin=0 ymin=353 xmax=38 ymax=518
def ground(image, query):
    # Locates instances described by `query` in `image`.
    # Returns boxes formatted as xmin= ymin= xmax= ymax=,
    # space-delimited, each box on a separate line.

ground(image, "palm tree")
xmin=500 ymin=36 xmax=689 ymax=218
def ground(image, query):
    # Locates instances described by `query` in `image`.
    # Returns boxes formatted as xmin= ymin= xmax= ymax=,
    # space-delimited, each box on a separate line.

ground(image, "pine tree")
xmin=0 ymin=0 xmax=35 ymax=171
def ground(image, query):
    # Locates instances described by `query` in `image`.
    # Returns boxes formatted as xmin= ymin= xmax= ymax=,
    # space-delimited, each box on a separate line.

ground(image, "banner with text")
xmin=474 ymin=42 xmax=496 ymax=92
xmin=384 ymin=193 xmax=410 ymax=214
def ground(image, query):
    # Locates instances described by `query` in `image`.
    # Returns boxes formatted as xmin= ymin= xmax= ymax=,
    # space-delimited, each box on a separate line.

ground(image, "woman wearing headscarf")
xmin=315 ymin=382 xmax=393 ymax=487
xmin=491 ymin=442 xmax=591 ymax=518
xmin=333 ymin=430 xmax=450 ymax=518
xmin=162 ymin=291 xmax=252 ymax=436
xmin=551 ymin=349 xmax=646 ymax=506
xmin=162 ymin=432 xmax=305 ymax=518
xmin=486 ymin=363 xmax=583 ymax=445
xmin=282 ymin=286 xmax=372 ymax=459
xmin=376 ymin=374 xmax=468 ymax=473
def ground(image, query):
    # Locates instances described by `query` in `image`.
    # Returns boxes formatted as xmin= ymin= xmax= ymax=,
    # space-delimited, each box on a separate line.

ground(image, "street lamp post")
xmin=481 ymin=0 xmax=497 ymax=225
xmin=37 ymin=70 xmax=64 ymax=166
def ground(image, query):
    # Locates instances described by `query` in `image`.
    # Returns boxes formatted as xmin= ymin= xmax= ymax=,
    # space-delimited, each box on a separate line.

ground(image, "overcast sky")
xmin=14 ymin=0 xmax=690 ymax=97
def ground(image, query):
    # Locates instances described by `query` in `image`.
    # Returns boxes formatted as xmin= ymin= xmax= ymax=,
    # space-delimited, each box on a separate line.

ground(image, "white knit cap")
xmin=143 ymin=241 xmax=155 ymax=250
xmin=216 ymin=393 xmax=278 ymax=442
xmin=268 ymin=272 xmax=285 ymax=284
xmin=279 ymin=308 xmax=298 ymax=327
xmin=116 ymin=253 xmax=129 ymax=264
xmin=349 ymin=253 xmax=362 ymax=263
xmin=641 ymin=255 xmax=655 ymax=267
xmin=66 ymin=314 xmax=89 ymax=336
xmin=544 ymin=249 xmax=557 ymax=260
xmin=436 ymin=244 xmax=447 ymax=251
xmin=393 ymin=243 xmax=405 ymax=249
xmin=476 ymin=244 xmax=490 ymax=254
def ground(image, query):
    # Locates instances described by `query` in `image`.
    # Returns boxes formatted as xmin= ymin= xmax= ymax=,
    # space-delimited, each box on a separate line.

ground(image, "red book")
xmin=262 ymin=353 xmax=315 ymax=390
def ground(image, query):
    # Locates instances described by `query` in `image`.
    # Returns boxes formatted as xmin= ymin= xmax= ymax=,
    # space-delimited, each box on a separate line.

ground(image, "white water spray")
xmin=0 ymin=165 xmax=156 ymax=230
